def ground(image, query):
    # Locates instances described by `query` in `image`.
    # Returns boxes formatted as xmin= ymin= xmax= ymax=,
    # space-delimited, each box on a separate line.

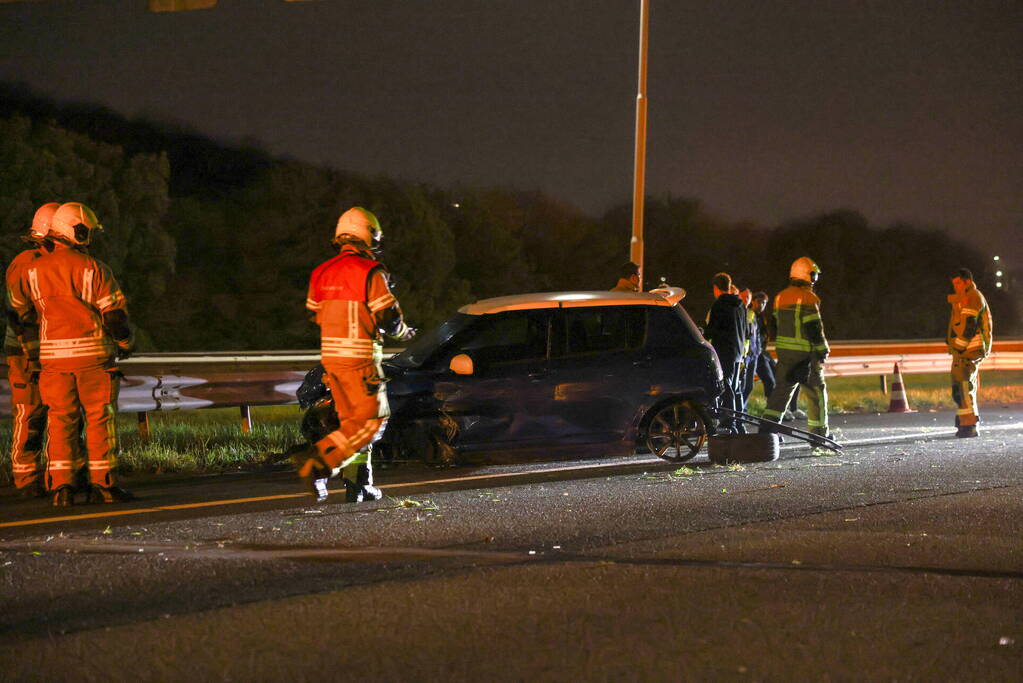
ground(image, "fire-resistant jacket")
xmin=306 ymin=244 xmax=412 ymax=366
xmin=946 ymin=282 xmax=992 ymax=360
xmin=4 ymin=247 xmax=46 ymax=360
xmin=10 ymin=244 xmax=132 ymax=370
xmin=772 ymin=282 xmax=829 ymax=357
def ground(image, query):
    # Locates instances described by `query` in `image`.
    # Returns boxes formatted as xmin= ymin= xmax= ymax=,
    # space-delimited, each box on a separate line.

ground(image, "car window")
xmin=556 ymin=306 xmax=645 ymax=357
xmin=455 ymin=310 xmax=549 ymax=364
xmin=647 ymin=305 xmax=705 ymax=348
xmin=389 ymin=313 xmax=477 ymax=368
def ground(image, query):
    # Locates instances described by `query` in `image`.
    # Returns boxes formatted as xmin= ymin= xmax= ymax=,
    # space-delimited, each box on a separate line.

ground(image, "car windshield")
xmin=388 ymin=313 xmax=477 ymax=369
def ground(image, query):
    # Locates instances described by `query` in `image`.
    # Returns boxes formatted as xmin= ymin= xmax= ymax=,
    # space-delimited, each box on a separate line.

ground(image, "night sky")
xmin=1 ymin=0 xmax=1020 ymax=266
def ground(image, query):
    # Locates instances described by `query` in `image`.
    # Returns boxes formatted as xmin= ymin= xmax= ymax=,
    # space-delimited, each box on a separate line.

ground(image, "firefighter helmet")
xmin=334 ymin=207 xmax=382 ymax=248
xmin=789 ymin=256 xmax=821 ymax=284
xmin=49 ymin=202 xmax=104 ymax=246
xmin=27 ymin=202 xmax=60 ymax=242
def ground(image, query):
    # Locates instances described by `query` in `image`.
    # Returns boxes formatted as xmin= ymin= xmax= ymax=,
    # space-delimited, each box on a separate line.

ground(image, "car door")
xmin=544 ymin=304 xmax=649 ymax=443
xmin=431 ymin=308 xmax=557 ymax=448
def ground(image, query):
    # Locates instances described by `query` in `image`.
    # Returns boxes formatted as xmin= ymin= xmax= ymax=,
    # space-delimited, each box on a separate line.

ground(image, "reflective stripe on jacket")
xmin=772 ymin=283 xmax=829 ymax=355
xmin=12 ymin=244 xmax=129 ymax=370
xmin=4 ymin=247 xmax=45 ymax=357
xmin=947 ymin=283 xmax=992 ymax=360
xmin=307 ymin=245 xmax=399 ymax=365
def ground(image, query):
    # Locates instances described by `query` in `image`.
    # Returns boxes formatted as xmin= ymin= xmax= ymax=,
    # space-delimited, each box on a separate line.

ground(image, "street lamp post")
xmin=630 ymin=0 xmax=650 ymax=288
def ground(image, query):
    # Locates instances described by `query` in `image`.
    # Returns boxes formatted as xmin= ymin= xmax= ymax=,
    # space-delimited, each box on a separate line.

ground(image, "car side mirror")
xmin=449 ymin=353 xmax=474 ymax=375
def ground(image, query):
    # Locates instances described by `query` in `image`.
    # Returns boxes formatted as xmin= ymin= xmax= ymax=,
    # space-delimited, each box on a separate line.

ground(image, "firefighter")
xmin=759 ymin=257 xmax=830 ymax=439
xmin=5 ymin=203 xmax=58 ymax=497
xmin=294 ymin=207 xmax=415 ymax=502
xmin=946 ymin=268 xmax=992 ymax=437
xmin=12 ymin=202 xmax=135 ymax=506
xmin=611 ymin=262 xmax=641 ymax=292
xmin=704 ymin=272 xmax=747 ymax=433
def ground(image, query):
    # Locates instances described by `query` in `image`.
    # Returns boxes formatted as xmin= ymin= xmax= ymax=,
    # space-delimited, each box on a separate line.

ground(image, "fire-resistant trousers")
xmin=763 ymin=350 xmax=829 ymax=433
xmin=7 ymin=354 xmax=48 ymax=490
xmin=314 ymin=361 xmax=389 ymax=470
xmin=38 ymin=365 xmax=120 ymax=489
xmin=951 ymin=355 xmax=982 ymax=427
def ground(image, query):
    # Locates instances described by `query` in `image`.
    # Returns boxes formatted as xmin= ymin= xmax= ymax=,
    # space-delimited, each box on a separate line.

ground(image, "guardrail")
xmin=0 ymin=342 xmax=1020 ymax=425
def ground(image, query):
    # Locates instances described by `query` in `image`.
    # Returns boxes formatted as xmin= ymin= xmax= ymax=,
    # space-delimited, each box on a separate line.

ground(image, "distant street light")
xmin=993 ymin=255 xmax=1000 ymax=261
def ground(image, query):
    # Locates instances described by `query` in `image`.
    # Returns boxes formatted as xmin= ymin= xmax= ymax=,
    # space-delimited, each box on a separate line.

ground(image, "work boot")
xmin=345 ymin=463 xmax=383 ymax=503
xmin=51 ymin=485 xmax=74 ymax=507
xmin=810 ymin=426 xmax=833 ymax=440
xmin=311 ymin=476 xmax=330 ymax=503
xmin=87 ymin=485 xmax=135 ymax=504
xmin=18 ymin=480 xmax=47 ymax=499
xmin=956 ymin=425 xmax=979 ymax=438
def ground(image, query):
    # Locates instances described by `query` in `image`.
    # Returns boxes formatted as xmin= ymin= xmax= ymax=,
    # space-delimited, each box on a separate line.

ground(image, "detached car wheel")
xmin=708 ymin=433 xmax=780 ymax=464
xmin=644 ymin=399 xmax=708 ymax=463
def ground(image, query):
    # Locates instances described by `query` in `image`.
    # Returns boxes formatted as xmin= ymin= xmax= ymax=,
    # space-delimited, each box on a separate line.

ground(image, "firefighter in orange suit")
xmin=294 ymin=207 xmax=415 ymax=501
xmin=12 ymin=202 xmax=135 ymax=506
xmin=946 ymin=267 xmax=992 ymax=438
xmin=5 ymin=203 xmax=59 ymax=497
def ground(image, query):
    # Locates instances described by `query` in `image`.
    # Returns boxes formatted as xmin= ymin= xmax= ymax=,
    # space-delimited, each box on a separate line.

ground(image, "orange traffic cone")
xmin=887 ymin=362 xmax=916 ymax=413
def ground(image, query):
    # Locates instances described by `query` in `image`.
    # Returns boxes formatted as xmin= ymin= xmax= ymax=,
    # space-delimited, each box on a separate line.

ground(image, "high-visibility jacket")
xmin=11 ymin=244 xmax=132 ymax=370
xmin=306 ymin=244 xmax=412 ymax=366
xmin=946 ymin=282 xmax=992 ymax=360
xmin=4 ymin=246 xmax=46 ymax=360
xmin=772 ymin=282 xmax=829 ymax=356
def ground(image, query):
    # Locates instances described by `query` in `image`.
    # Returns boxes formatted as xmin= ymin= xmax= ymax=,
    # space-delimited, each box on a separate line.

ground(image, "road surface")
xmin=1 ymin=409 xmax=1021 ymax=681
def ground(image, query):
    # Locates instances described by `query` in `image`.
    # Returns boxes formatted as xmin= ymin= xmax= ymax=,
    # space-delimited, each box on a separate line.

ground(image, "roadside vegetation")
xmin=1 ymin=372 xmax=1020 ymax=487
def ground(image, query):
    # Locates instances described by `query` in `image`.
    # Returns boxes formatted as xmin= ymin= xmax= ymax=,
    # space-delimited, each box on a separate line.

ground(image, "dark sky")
xmin=2 ymin=0 xmax=1020 ymax=265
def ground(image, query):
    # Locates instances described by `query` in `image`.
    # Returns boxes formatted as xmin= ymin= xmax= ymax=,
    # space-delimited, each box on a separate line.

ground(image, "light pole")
xmin=630 ymin=0 xmax=650 ymax=288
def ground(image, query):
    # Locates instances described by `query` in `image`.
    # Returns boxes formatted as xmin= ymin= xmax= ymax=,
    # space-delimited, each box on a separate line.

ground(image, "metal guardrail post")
xmin=137 ymin=412 xmax=150 ymax=441
xmin=240 ymin=405 xmax=252 ymax=434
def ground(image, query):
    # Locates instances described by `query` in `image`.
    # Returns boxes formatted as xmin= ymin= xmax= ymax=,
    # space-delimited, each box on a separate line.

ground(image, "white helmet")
xmin=27 ymin=202 xmax=60 ymax=241
xmin=334 ymin=207 xmax=382 ymax=248
xmin=789 ymin=256 xmax=821 ymax=284
xmin=50 ymin=202 xmax=104 ymax=246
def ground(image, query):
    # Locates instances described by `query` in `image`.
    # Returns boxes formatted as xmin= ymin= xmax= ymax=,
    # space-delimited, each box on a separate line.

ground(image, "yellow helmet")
xmin=27 ymin=202 xmax=60 ymax=241
xmin=334 ymin=207 xmax=382 ymax=248
xmin=789 ymin=256 xmax=821 ymax=284
xmin=50 ymin=202 xmax=104 ymax=246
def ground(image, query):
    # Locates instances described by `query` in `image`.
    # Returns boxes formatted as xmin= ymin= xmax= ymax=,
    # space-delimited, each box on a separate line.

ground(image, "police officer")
xmin=12 ymin=203 xmax=135 ymax=506
xmin=5 ymin=203 xmax=58 ymax=497
xmin=294 ymin=207 xmax=415 ymax=501
xmin=759 ymin=257 xmax=830 ymax=439
xmin=946 ymin=268 xmax=992 ymax=437
xmin=704 ymin=272 xmax=747 ymax=433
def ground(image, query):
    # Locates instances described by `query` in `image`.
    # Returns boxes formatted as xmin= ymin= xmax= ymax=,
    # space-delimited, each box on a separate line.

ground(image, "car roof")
xmin=458 ymin=287 xmax=687 ymax=315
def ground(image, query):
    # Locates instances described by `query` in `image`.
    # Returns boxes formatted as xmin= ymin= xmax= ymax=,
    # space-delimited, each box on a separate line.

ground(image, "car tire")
xmin=643 ymin=399 xmax=708 ymax=463
xmin=708 ymin=433 xmax=780 ymax=465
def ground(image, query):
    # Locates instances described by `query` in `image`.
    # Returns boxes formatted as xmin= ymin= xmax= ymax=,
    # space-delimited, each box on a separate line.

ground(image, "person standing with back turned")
xmin=294 ymin=207 xmax=415 ymax=501
xmin=12 ymin=202 xmax=135 ymax=506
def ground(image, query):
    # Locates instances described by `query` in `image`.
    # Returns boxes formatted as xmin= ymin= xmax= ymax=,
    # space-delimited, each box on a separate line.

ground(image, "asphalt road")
xmin=1 ymin=409 xmax=1021 ymax=681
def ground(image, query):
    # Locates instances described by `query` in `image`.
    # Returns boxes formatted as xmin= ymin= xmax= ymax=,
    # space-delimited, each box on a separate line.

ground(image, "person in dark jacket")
xmin=704 ymin=272 xmax=748 ymax=433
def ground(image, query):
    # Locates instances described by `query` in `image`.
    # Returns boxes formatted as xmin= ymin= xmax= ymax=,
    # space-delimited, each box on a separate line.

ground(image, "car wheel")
xmin=644 ymin=399 xmax=708 ymax=463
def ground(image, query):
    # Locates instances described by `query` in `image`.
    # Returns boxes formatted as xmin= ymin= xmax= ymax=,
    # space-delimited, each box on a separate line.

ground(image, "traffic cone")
xmin=887 ymin=362 xmax=916 ymax=413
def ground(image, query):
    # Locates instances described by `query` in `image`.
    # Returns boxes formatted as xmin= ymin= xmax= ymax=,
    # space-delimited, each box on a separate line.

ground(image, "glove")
xmin=116 ymin=347 xmax=133 ymax=360
xmin=28 ymin=370 xmax=40 ymax=385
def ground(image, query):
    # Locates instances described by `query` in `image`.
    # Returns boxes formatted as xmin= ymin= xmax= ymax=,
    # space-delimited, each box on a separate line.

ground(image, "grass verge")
xmin=0 ymin=371 xmax=1020 ymax=485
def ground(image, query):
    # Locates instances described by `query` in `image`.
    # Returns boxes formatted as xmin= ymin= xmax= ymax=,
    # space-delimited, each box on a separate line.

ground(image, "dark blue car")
xmin=377 ymin=288 xmax=724 ymax=464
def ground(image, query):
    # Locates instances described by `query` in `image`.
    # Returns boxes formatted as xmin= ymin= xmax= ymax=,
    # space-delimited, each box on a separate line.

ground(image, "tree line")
xmin=1 ymin=83 xmax=1016 ymax=351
